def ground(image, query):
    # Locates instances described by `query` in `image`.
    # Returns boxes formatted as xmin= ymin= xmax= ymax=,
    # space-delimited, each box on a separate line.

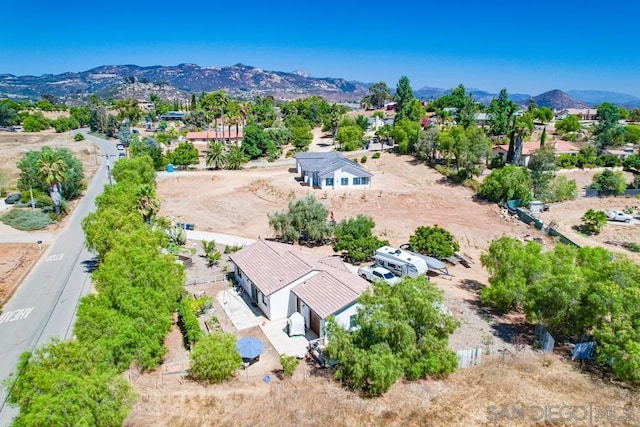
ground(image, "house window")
xmin=361 ymin=177 xmax=370 ymax=185
xmin=261 ymin=292 xmax=267 ymax=306
xmin=349 ymin=314 xmax=357 ymax=329
xmin=353 ymin=177 xmax=361 ymax=185
xmin=325 ymin=177 xmax=334 ymax=186
xmin=341 ymin=177 xmax=348 ymax=186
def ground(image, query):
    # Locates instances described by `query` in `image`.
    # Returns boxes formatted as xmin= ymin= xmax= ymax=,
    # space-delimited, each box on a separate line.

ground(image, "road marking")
xmin=0 ymin=307 xmax=34 ymax=324
xmin=45 ymin=253 xmax=64 ymax=262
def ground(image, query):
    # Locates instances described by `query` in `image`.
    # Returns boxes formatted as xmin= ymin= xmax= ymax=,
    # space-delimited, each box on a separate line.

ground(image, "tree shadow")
xmin=458 ymin=279 xmax=484 ymax=293
xmin=81 ymin=257 xmax=99 ymax=273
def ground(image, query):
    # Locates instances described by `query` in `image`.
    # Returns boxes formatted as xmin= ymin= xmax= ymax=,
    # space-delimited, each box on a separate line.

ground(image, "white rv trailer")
xmin=373 ymin=246 xmax=428 ymax=278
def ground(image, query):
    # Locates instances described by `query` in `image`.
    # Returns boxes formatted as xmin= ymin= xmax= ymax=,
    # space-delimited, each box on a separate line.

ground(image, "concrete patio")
xmin=217 ymin=289 xmax=314 ymax=358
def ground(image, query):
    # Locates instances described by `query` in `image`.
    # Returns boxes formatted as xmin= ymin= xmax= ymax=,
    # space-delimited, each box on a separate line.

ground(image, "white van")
xmin=373 ymin=246 xmax=428 ymax=278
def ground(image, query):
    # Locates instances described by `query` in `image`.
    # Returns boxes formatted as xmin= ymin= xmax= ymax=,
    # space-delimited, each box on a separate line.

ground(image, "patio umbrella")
xmin=236 ymin=337 xmax=264 ymax=360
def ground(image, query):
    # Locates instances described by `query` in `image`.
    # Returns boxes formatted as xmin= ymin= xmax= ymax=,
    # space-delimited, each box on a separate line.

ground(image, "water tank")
xmin=166 ymin=164 xmax=174 ymax=172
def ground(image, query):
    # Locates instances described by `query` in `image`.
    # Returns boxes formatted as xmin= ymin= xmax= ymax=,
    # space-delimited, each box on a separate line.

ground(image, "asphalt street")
xmin=0 ymin=131 xmax=117 ymax=425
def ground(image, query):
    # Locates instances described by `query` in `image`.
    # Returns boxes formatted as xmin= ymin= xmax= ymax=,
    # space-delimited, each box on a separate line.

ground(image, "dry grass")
xmin=125 ymin=355 xmax=638 ymax=426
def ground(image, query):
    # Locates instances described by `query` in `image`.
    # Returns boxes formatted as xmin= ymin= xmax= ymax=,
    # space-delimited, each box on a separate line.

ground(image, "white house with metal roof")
xmin=228 ymin=240 xmax=369 ymax=338
xmin=294 ymin=152 xmax=373 ymax=189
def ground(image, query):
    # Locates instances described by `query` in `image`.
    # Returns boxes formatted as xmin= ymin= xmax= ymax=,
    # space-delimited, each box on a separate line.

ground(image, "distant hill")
xmin=567 ymin=90 xmax=640 ymax=108
xmin=0 ymin=63 xmax=369 ymax=103
xmin=531 ymin=89 xmax=591 ymax=110
xmin=414 ymin=86 xmax=531 ymax=106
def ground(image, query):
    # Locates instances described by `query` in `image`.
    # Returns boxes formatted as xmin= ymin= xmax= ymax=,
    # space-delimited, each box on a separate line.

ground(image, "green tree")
xmin=189 ymin=332 xmax=242 ymax=384
xmin=37 ymin=149 xmax=67 ymax=216
xmin=488 ymin=89 xmax=517 ymax=136
xmin=112 ymin=156 xmax=156 ymax=187
xmin=170 ymin=142 xmax=200 ymax=168
xmin=623 ymin=153 xmax=640 ymax=172
xmin=394 ymin=76 xmax=414 ymax=122
xmin=588 ymin=168 xmax=627 ymax=194
xmin=533 ymin=107 xmax=554 ymax=123
xmin=391 ymin=119 xmax=421 ymax=154
xmin=130 ymin=136 xmax=164 ymax=169
xmin=409 ymin=225 xmax=460 ymax=258
xmin=4 ymin=340 xmax=136 ymax=426
xmin=0 ymin=103 xmax=18 ymax=126
xmin=118 ymin=120 xmax=132 ymax=148
xmin=182 ymin=110 xmax=208 ymax=129
xmin=336 ymin=125 xmax=364 ymax=151
xmin=205 ymin=142 xmax=228 ymax=170
xmin=241 ymin=124 xmax=269 ymax=159
xmin=624 ymin=125 xmax=640 ymax=143
xmin=594 ymin=102 xmax=624 ymax=148
xmin=17 ymin=147 xmax=85 ymax=202
xmin=113 ymin=98 xmax=142 ymax=125
xmin=333 ymin=215 xmax=389 ymax=263
xmin=280 ymin=354 xmax=300 ymax=377
xmin=268 ymin=195 xmax=332 ymax=244
xmin=478 ymin=164 xmax=533 ymax=203
xmin=528 ymin=145 xmax=557 ymax=200
xmin=135 ymin=184 xmax=160 ymax=224
xmin=450 ymin=125 xmax=491 ymax=179
xmin=555 ymin=115 xmax=581 ymax=133
xmin=289 ymin=122 xmax=313 ymax=152
xmin=362 ymin=82 xmax=392 ymax=109
xmin=546 ymin=175 xmax=578 ymax=202
xmin=413 ymin=127 xmax=439 ymax=163
xmin=480 ymin=237 xmax=548 ymax=313
xmin=326 ymin=277 xmax=459 ymax=396
xmin=581 ymin=209 xmax=608 ymax=234
xmin=225 ymin=146 xmax=248 ymax=170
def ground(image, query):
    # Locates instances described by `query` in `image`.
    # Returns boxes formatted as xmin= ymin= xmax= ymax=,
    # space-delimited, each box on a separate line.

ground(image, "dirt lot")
xmin=0 ymin=129 xmax=101 ymax=305
xmin=127 ymin=234 xmax=639 ymax=427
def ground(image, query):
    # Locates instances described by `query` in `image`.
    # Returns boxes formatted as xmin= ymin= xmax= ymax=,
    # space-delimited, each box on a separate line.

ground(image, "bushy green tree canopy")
xmin=189 ymin=332 xmax=242 ymax=384
xmin=478 ymin=164 xmax=533 ymax=203
xmin=480 ymin=237 xmax=640 ymax=384
xmin=326 ymin=277 xmax=459 ymax=396
xmin=268 ymin=195 xmax=332 ymax=244
xmin=333 ymin=215 xmax=389 ymax=263
xmin=409 ymin=225 xmax=460 ymax=259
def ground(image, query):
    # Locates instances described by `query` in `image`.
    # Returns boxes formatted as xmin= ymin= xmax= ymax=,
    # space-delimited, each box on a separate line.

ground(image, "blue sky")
xmin=2 ymin=1 xmax=640 ymax=96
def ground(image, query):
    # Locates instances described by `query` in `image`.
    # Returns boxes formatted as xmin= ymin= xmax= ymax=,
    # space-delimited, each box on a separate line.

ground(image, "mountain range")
xmin=1 ymin=63 xmax=639 ymax=109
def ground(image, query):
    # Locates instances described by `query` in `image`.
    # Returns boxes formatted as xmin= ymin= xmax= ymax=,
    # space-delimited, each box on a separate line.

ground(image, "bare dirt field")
xmin=126 ymin=236 xmax=639 ymax=426
xmin=147 ymin=147 xmax=640 ymax=426
xmin=0 ymin=243 xmax=43 ymax=304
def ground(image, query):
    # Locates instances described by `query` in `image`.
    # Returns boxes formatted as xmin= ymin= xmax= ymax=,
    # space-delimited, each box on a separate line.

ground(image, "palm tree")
xmin=37 ymin=150 xmax=66 ymax=217
xmin=205 ymin=142 xmax=228 ymax=170
xmin=225 ymin=146 xmax=248 ymax=170
xmin=136 ymin=184 xmax=160 ymax=224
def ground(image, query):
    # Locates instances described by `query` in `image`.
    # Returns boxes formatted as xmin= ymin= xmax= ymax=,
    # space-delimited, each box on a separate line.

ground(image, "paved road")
xmin=0 ymin=131 xmax=117 ymax=425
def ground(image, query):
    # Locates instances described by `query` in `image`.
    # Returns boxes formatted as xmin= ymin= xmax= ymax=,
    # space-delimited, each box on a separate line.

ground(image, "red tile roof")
xmin=494 ymin=140 xmax=579 ymax=156
xmin=186 ymin=129 xmax=244 ymax=140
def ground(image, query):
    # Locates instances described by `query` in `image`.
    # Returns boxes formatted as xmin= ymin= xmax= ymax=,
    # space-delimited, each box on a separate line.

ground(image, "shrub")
xmin=547 ymin=176 xmax=578 ymax=202
xmin=588 ymin=169 xmax=627 ymax=194
xmin=628 ymin=243 xmax=640 ymax=252
xmin=360 ymin=155 xmax=367 ymax=164
xmin=1 ymin=208 xmax=53 ymax=230
xmin=280 ymin=354 xmax=299 ymax=377
xmin=177 ymin=300 xmax=204 ymax=349
xmin=581 ymin=209 xmax=608 ymax=234
xmin=478 ymin=164 xmax=533 ymax=203
xmin=74 ymin=133 xmax=85 ymax=141
xmin=409 ymin=225 xmax=460 ymax=258
xmin=224 ymin=244 xmax=243 ymax=254
xmin=372 ymin=152 xmax=381 ymax=159
xmin=463 ymin=178 xmax=481 ymax=192
xmin=189 ymin=332 xmax=242 ymax=384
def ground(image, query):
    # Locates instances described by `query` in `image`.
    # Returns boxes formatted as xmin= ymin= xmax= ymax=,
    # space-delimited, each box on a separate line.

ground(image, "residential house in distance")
xmin=229 ymin=240 xmax=369 ymax=338
xmin=492 ymin=140 xmax=580 ymax=167
xmin=604 ymin=145 xmax=637 ymax=160
xmin=160 ymin=111 xmax=185 ymax=121
xmin=294 ymin=152 xmax=373 ymax=189
xmin=554 ymin=108 xmax=598 ymax=121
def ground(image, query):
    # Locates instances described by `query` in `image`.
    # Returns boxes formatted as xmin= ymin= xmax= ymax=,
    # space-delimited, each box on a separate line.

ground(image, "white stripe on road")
xmin=45 ymin=253 xmax=64 ymax=262
xmin=0 ymin=307 xmax=34 ymax=324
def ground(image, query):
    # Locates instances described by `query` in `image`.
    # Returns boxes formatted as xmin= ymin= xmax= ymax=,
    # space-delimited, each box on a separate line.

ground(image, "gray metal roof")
xmin=295 ymin=152 xmax=372 ymax=178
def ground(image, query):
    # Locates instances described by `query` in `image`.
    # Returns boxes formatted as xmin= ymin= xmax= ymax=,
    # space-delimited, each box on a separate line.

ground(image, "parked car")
xmin=4 ymin=193 xmax=21 ymax=204
xmin=605 ymin=210 xmax=633 ymax=223
xmin=116 ymin=143 xmax=125 ymax=151
xmin=358 ymin=265 xmax=401 ymax=285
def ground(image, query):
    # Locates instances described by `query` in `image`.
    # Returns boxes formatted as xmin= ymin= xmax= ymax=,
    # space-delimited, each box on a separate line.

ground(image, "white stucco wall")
xmin=319 ymin=166 xmax=371 ymax=190
xmin=333 ymin=302 xmax=360 ymax=331
xmin=263 ymin=271 xmax=319 ymax=320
